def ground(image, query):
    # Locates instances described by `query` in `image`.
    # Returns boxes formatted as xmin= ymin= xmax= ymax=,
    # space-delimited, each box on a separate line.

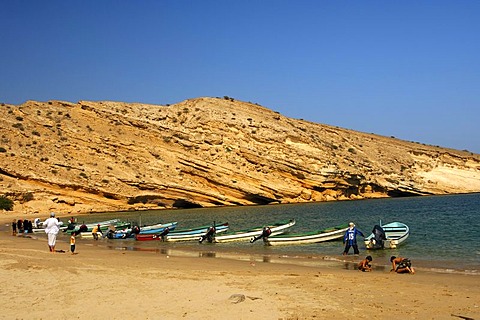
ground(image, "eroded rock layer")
xmin=1 ymin=97 xmax=479 ymax=215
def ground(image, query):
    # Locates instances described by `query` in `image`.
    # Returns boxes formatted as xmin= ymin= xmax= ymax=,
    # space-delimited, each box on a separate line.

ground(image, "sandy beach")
xmin=0 ymin=215 xmax=479 ymax=320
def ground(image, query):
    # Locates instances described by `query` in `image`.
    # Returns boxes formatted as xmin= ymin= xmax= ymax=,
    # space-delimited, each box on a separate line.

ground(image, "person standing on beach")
xmin=70 ymin=232 xmax=77 ymax=255
xmin=23 ymin=219 xmax=30 ymax=234
xmin=92 ymin=224 xmax=102 ymax=240
xmin=21 ymin=219 xmax=26 ymax=234
xmin=343 ymin=222 xmax=365 ymax=255
xmin=43 ymin=213 xmax=63 ymax=253
xmin=26 ymin=219 xmax=33 ymax=233
xmin=12 ymin=219 xmax=17 ymax=236
xmin=17 ymin=219 xmax=23 ymax=233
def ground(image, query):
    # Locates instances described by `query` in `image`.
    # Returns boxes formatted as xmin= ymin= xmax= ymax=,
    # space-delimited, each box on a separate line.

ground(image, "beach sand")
xmin=1 ymin=216 xmax=479 ymax=320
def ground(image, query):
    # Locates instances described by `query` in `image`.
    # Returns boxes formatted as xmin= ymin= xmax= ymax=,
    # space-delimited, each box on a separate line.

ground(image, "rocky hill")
xmin=1 ymin=97 xmax=479 ymax=216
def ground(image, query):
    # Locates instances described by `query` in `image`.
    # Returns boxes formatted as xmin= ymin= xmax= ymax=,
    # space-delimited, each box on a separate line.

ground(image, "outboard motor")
xmin=131 ymin=225 xmax=141 ymax=234
xmin=199 ymin=226 xmax=216 ymax=243
xmin=372 ymin=225 xmax=386 ymax=249
xmin=106 ymin=229 xmax=115 ymax=239
xmin=159 ymin=227 xmax=170 ymax=241
xmin=250 ymin=227 xmax=272 ymax=243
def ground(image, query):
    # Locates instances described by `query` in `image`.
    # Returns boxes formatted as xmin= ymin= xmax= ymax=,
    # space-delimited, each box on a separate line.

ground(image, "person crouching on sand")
xmin=390 ymin=256 xmax=415 ymax=274
xmin=358 ymin=256 xmax=373 ymax=272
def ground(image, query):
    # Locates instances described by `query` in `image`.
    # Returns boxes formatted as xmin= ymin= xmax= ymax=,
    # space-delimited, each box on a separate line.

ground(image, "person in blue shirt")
xmin=343 ymin=222 xmax=365 ymax=255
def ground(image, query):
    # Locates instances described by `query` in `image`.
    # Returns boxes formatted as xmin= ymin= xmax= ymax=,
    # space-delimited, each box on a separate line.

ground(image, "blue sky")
xmin=1 ymin=1 xmax=479 ymax=153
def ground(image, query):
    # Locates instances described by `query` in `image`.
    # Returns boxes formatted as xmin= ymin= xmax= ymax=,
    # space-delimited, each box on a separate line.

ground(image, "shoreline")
xmin=3 ymin=202 xmax=480 ymax=280
xmin=7 ymin=227 xmax=480 ymax=276
xmin=3 ymin=219 xmax=480 ymax=276
xmin=99 ymin=239 xmax=480 ymax=276
xmin=1 ymin=230 xmax=479 ymax=319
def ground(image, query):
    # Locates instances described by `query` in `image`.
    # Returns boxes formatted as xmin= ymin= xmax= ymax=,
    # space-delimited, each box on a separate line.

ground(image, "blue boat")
xmin=137 ymin=222 xmax=178 ymax=235
xmin=165 ymin=222 xmax=230 ymax=242
xmin=136 ymin=222 xmax=229 ymax=241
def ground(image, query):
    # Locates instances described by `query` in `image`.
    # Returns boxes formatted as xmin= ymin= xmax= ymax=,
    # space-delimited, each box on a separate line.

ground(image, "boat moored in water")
xmin=135 ymin=222 xmax=229 ymax=242
xmin=261 ymin=224 xmax=349 ymax=246
xmin=364 ymin=221 xmax=410 ymax=249
xmin=202 ymin=219 xmax=296 ymax=243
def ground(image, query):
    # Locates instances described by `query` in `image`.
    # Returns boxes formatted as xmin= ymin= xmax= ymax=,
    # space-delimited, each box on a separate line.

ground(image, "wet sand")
xmin=1 ymin=217 xmax=479 ymax=320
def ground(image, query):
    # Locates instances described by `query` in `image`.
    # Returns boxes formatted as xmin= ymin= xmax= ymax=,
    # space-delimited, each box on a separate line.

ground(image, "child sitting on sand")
xmin=358 ymin=255 xmax=373 ymax=272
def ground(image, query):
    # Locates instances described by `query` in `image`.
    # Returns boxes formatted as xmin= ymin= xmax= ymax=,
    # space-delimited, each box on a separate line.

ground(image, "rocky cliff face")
xmin=1 ymin=97 xmax=479 ymax=215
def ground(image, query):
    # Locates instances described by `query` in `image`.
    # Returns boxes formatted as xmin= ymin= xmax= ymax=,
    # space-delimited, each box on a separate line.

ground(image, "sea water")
xmin=69 ymin=193 xmax=480 ymax=274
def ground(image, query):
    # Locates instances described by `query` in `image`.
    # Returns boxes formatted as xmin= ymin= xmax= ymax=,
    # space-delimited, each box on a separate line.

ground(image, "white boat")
xmin=135 ymin=222 xmax=229 ymax=241
xmin=137 ymin=222 xmax=178 ymax=235
xmin=33 ymin=218 xmax=123 ymax=234
xmin=262 ymin=224 xmax=349 ymax=246
xmin=64 ymin=219 xmax=126 ymax=234
xmin=206 ymin=219 xmax=296 ymax=243
xmin=31 ymin=225 xmax=68 ymax=233
xmin=364 ymin=221 xmax=409 ymax=249
xmin=79 ymin=231 xmax=103 ymax=239
xmin=164 ymin=222 xmax=230 ymax=242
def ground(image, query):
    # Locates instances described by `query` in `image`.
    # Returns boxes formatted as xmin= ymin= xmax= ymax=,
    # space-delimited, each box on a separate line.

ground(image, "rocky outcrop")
xmin=1 ymin=97 xmax=479 ymax=215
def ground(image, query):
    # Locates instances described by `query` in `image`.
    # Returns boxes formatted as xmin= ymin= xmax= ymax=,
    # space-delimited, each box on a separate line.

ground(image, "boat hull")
xmin=135 ymin=222 xmax=229 ymax=242
xmin=264 ymin=225 xmax=348 ymax=246
xmin=65 ymin=219 xmax=130 ymax=234
xmin=165 ymin=223 xmax=230 ymax=242
xmin=136 ymin=222 xmax=178 ymax=235
xmin=79 ymin=232 xmax=103 ymax=239
xmin=210 ymin=219 xmax=296 ymax=243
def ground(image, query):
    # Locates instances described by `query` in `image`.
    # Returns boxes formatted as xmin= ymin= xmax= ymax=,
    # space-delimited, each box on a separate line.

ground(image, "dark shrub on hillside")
xmin=0 ymin=196 xmax=14 ymax=211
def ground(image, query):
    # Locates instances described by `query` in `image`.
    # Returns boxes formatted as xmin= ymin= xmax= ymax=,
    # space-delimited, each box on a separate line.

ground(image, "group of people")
xmin=44 ymin=214 xmax=102 ymax=254
xmin=12 ymin=213 xmax=71 ymax=254
xmin=11 ymin=218 xmax=41 ymax=235
xmin=357 ymin=255 xmax=415 ymax=274
xmin=44 ymin=214 xmax=80 ymax=255
xmin=343 ymin=222 xmax=415 ymax=274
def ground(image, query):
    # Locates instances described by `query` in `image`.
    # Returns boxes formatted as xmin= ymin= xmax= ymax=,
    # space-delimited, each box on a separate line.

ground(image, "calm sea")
xmin=66 ymin=193 xmax=480 ymax=275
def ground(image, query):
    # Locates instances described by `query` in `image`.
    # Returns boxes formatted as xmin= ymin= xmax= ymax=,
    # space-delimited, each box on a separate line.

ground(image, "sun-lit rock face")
xmin=1 ymin=97 xmax=479 ymax=215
